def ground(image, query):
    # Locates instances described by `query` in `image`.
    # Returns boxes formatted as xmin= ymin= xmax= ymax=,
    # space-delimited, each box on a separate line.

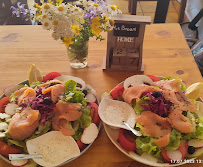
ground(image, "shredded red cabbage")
xmin=141 ymin=92 xmax=172 ymax=117
xmin=26 ymin=87 xmax=55 ymax=124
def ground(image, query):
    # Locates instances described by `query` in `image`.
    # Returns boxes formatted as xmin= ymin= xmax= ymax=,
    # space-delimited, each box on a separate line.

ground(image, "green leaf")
xmin=162 ymin=77 xmax=186 ymax=92
xmin=72 ymin=128 xmax=83 ymax=141
xmin=136 ymin=136 xmax=162 ymax=159
xmin=72 ymin=91 xmax=85 ymax=104
xmin=10 ymin=93 xmax=17 ymax=103
xmin=180 ymin=83 xmax=187 ymax=92
xmin=30 ymin=81 xmax=42 ymax=88
xmin=63 ymin=80 xmax=86 ymax=104
xmin=78 ymin=106 xmax=91 ymax=129
xmin=65 ymin=80 xmax=77 ymax=92
xmin=4 ymin=132 xmax=27 ymax=152
xmin=135 ymin=123 xmax=149 ymax=137
xmin=71 ymin=106 xmax=91 ymax=140
xmin=25 ymin=121 xmax=51 ymax=142
xmin=134 ymin=96 xmax=150 ymax=114
xmin=165 ymin=129 xmax=181 ymax=150
xmin=182 ymin=117 xmax=203 ymax=140
xmin=8 ymin=140 xmax=26 ymax=149
xmin=163 ymin=77 xmax=173 ymax=80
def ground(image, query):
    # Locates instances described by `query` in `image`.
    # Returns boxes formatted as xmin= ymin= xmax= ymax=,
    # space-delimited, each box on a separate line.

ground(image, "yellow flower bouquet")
xmin=11 ymin=0 xmax=122 ymax=69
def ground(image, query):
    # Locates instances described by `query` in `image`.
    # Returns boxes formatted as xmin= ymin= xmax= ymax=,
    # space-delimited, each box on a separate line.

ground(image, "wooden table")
xmin=0 ymin=24 xmax=202 ymax=167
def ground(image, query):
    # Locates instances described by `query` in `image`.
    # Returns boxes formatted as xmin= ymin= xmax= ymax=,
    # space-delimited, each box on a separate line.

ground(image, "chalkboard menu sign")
xmin=104 ymin=15 xmax=151 ymax=72
xmin=114 ymin=23 xmax=140 ymax=37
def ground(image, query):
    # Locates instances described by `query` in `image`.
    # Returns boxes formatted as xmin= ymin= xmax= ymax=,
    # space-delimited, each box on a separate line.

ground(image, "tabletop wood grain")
xmin=0 ymin=23 xmax=202 ymax=167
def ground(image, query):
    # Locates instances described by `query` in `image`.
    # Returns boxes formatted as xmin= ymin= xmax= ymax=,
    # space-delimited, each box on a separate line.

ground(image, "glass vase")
xmin=67 ymin=41 xmax=88 ymax=69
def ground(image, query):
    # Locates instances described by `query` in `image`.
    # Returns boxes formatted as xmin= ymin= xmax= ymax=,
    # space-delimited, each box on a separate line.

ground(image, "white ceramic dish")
xmin=0 ymin=80 xmax=101 ymax=167
xmin=103 ymin=123 xmax=192 ymax=167
xmin=103 ymin=78 xmax=198 ymax=167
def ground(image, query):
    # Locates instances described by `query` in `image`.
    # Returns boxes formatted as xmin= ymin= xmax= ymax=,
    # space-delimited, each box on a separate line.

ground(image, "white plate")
xmin=0 ymin=80 xmax=101 ymax=167
xmin=103 ymin=78 xmax=197 ymax=167
xmin=103 ymin=123 xmax=190 ymax=167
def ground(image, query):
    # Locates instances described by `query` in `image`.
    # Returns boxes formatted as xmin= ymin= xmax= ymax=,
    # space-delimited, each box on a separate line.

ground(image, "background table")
xmin=0 ymin=23 xmax=202 ymax=167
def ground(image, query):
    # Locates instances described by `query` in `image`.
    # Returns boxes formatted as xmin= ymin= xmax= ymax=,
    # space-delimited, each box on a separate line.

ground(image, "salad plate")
xmin=0 ymin=65 xmax=101 ymax=167
xmin=99 ymin=75 xmax=203 ymax=167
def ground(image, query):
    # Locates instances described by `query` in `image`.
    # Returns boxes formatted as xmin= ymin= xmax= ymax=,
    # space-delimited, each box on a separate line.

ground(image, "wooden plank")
xmin=134 ymin=24 xmax=146 ymax=47
xmin=112 ymin=15 xmax=151 ymax=24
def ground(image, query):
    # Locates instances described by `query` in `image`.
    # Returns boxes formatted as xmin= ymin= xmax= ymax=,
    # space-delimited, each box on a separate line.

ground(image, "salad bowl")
xmin=0 ymin=68 xmax=101 ymax=167
xmin=99 ymin=75 xmax=203 ymax=167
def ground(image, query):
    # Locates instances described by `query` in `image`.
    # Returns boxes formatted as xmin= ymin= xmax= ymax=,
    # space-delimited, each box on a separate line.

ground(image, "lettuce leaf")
xmin=63 ymin=80 xmax=86 ymax=105
xmin=62 ymin=80 xmax=91 ymax=140
xmin=72 ymin=128 xmax=83 ymax=141
xmin=165 ymin=129 xmax=181 ymax=150
xmin=65 ymin=80 xmax=77 ymax=92
xmin=3 ymin=132 xmax=27 ymax=152
xmin=162 ymin=77 xmax=186 ymax=92
xmin=163 ymin=77 xmax=173 ymax=80
xmin=25 ymin=121 xmax=51 ymax=142
xmin=182 ymin=118 xmax=203 ymax=140
xmin=135 ymin=123 xmax=149 ymax=137
xmin=10 ymin=93 xmax=17 ymax=103
xmin=180 ymin=83 xmax=187 ymax=92
xmin=134 ymin=96 xmax=150 ymax=114
xmin=30 ymin=81 xmax=42 ymax=88
xmin=136 ymin=136 xmax=162 ymax=159
xmin=35 ymin=122 xmax=52 ymax=135
xmin=7 ymin=140 xmax=26 ymax=149
xmin=72 ymin=106 xmax=92 ymax=140
xmin=69 ymin=90 xmax=86 ymax=105
xmin=79 ymin=106 xmax=91 ymax=129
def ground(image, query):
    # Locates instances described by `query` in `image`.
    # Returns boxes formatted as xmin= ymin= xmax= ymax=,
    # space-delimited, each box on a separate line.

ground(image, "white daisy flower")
xmin=72 ymin=7 xmax=83 ymax=15
xmin=82 ymin=0 xmax=94 ymax=11
xmin=106 ymin=19 xmax=114 ymax=30
xmin=41 ymin=18 xmax=52 ymax=30
xmin=107 ymin=5 xmax=122 ymax=16
xmin=55 ymin=3 xmax=67 ymax=15
xmin=67 ymin=4 xmax=75 ymax=12
xmin=41 ymin=3 xmax=54 ymax=14
xmin=41 ymin=13 xmax=48 ymax=19
xmin=76 ymin=0 xmax=84 ymax=5
xmin=52 ymin=19 xmax=59 ymax=27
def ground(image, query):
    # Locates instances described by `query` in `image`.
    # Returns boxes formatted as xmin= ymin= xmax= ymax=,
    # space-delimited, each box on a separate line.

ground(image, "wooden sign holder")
xmin=103 ymin=15 xmax=151 ymax=72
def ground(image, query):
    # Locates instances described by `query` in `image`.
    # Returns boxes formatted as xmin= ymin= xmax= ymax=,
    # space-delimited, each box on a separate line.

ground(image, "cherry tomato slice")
xmin=161 ymin=141 xmax=188 ymax=162
xmin=178 ymin=141 xmax=188 ymax=159
xmin=118 ymin=129 xmax=136 ymax=151
xmin=110 ymin=85 xmax=124 ymax=100
xmin=42 ymin=72 xmax=61 ymax=82
xmin=0 ymin=141 xmax=22 ymax=156
xmin=76 ymin=140 xmax=86 ymax=151
xmin=0 ymin=96 xmax=10 ymax=113
xmin=89 ymin=102 xmax=100 ymax=125
xmin=161 ymin=149 xmax=171 ymax=162
xmin=147 ymin=75 xmax=160 ymax=82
